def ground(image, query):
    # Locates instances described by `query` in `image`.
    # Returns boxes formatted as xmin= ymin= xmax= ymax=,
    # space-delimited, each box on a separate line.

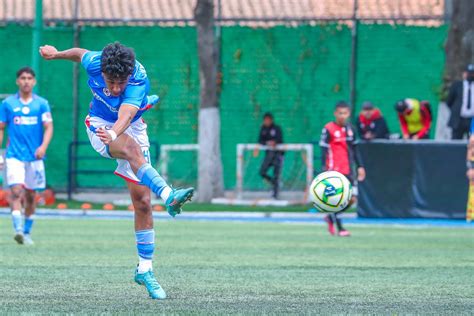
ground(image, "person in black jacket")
xmin=356 ymin=101 xmax=390 ymax=140
xmin=256 ymin=112 xmax=283 ymax=199
xmin=447 ymin=64 xmax=474 ymax=139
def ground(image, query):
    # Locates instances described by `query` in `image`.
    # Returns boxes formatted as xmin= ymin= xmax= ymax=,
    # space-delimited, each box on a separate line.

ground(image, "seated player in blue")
xmin=39 ymin=42 xmax=194 ymax=300
xmin=0 ymin=67 xmax=54 ymax=245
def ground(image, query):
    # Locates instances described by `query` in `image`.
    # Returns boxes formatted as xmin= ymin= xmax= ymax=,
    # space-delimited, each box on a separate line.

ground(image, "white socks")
xmin=161 ymin=186 xmax=172 ymax=202
xmin=137 ymin=258 xmax=153 ymax=273
xmin=11 ymin=210 xmax=22 ymax=233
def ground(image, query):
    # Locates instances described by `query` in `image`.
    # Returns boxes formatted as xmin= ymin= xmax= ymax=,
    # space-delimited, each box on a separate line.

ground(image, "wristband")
xmin=107 ymin=129 xmax=117 ymax=142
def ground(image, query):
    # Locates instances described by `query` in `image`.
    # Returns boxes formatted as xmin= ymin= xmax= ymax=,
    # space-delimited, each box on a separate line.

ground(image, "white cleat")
xmin=24 ymin=234 xmax=34 ymax=246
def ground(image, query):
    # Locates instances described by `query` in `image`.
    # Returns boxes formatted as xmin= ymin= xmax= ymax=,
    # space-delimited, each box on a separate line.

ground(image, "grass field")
xmin=0 ymin=218 xmax=473 ymax=314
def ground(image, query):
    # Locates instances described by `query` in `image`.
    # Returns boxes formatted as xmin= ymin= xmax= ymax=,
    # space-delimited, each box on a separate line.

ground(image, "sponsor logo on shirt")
xmin=13 ymin=116 xmax=38 ymax=125
xmin=91 ymin=90 xmax=118 ymax=113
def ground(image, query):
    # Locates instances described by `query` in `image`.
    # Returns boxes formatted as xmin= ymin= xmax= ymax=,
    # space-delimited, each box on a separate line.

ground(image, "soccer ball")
xmin=309 ymin=171 xmax=352 ymax=213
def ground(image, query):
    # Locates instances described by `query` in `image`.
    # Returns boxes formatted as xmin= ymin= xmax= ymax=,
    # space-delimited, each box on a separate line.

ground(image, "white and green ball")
xmin=310 ymin=171 xmax=352 ymax=213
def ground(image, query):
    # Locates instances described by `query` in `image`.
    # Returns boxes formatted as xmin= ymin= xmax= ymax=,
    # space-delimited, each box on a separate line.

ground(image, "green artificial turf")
xmin=0 ymin=218 xmax=472 ymax=314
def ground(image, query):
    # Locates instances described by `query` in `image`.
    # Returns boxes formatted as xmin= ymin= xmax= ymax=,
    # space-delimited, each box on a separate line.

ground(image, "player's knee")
xmin=10 ymin=186 xmax=23 ymax=200
xmin=133 ymin=195 xmax=152 ymax=214
xmin=24 ymin=190 xmax=36 ymax=204
xmin=122 ymin=141 xmax=142 ymax=161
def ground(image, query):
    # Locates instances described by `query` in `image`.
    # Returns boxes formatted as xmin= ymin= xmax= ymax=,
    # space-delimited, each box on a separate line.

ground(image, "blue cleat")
xmin=165 ymin=187 xmax=194 ymax=217
xmin=146 ymin=95 xmax=160 ymax=108
xmin=134 ymin=268 xmax=167 ymax=300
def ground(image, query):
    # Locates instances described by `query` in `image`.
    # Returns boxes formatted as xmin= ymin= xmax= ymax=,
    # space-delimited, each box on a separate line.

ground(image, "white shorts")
xmin=85 ymin=115 xmax=151 ymax=184
xmin=6 ymin=158 xmax=46 ymax=190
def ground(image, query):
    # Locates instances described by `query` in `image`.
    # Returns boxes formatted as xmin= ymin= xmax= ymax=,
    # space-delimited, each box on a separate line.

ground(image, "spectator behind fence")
xmin=395 ymin=98 xmax=432 ymax=140
xmin=446 ymin=64 xmax=474 ymax=139
xmin=254 ymin=112 xmax=284 ymax=199
xmin=356 ymin=101 xmax=390 ymax=140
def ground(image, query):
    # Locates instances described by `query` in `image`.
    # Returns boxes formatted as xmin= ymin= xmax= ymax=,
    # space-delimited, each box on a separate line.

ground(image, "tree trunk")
xmin=194 ymin=0 xmax=224 ymax=202
xmin=444 ymin=0 xmax=474 ymax=86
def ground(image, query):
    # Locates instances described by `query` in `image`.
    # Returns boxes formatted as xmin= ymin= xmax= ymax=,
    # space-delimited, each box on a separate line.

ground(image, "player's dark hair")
xmin=100 ymin=42 xmax=135 ymax=80
xmin=335 ymin=101 xmax=350 ymax=110
xmin=263 ymin=112 xmax=273 ymax=120
xmin=16 ymin=66 xmax=35 ymax=78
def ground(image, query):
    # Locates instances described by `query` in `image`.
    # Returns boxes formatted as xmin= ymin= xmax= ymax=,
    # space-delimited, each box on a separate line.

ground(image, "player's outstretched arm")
xmin=39 ymin=45 xmax=88 ymax=62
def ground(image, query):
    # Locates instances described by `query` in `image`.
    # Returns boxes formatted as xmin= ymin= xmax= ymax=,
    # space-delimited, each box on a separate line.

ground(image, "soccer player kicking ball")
xmin=0 ymin=67 xmax=53 ymax=245
xmin=40 ymin=42 xmax=194 ymax=299
xmin=319 ymin=101 xmax=366 ymax=237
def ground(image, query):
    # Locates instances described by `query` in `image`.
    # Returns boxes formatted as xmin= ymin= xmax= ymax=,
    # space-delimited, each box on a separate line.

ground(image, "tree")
xmin=444 ymin=0 xmax=474 ymax=85
xmin=194 ymin=0 xmax=224 ymax=202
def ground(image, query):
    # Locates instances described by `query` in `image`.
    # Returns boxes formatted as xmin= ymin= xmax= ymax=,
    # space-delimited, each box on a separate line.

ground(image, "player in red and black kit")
xmin=319 ymin=101 xmax=366 ymax=237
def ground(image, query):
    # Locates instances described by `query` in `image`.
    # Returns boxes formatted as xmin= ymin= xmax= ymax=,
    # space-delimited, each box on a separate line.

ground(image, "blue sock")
xmin=11 ymin=210 xmax=22 ymax=233
xmin=24 ymin=216 xmax=34 ymax=235
xmin=136 ymin=229 xmax=155 ymax=273
xmin=137 ymin=163 xmax=171 ymax=200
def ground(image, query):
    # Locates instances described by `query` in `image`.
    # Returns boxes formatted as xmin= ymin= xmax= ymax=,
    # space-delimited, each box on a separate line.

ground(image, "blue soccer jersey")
xmin=81 ymin=51 xmax=150 ymax=123
xmin=0 ymin=93 xmax=53 ymax=161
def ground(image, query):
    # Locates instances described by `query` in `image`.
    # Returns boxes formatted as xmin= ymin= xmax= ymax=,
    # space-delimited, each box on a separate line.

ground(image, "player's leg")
xmin=86 ymin=118 xmax=192 ymax=217
xmin=334 ymin=209 xmax=350 ymax=237
xmin=107 ymin=132 xmax=193 ymax=216
xmin=10 ymin=185 xmax=24 ymax=243
xmin=127 ymin=181 xmax=166 ymax=300
xmin=324 ymin=214 xmax=336 ymax=236
xmin=23 ymin=189 xmax=37 ymax=245
xmin=328 ymin=175 xmax=356 ymax=237
xmin=6 ymin=158 xmax=26 ymax=244
xmin=259 ymin=152 xmax=274 ymax=183
xmin=271 ymin=154 xmax=283 ymax=199
xmin=335 ymin=177 xmax=357 ymax=237
xmin=21 ymin=160 xmax=46 ymax=245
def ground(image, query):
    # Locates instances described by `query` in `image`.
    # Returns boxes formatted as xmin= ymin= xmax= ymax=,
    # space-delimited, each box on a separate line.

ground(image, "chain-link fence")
xmin=0 ymin=0 xmax=448 ymax=191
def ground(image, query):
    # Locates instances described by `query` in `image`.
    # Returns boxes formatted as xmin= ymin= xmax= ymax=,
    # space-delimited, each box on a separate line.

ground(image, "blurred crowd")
xmin=357 ymin=63 xmax=474 ymax=141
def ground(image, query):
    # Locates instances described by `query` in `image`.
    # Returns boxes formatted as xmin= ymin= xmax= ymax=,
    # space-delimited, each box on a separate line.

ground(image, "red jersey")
xmin=319 ymin=122 xmax=358 ymax=176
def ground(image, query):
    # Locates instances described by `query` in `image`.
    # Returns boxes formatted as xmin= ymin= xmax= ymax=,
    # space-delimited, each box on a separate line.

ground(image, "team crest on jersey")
xmin=334 ymin=130 xmax=341 ymax=138
xmin=103 ymin=88 xmax=111 ymax=96
xmin=22 ymin=107 xmax=30 ymax=115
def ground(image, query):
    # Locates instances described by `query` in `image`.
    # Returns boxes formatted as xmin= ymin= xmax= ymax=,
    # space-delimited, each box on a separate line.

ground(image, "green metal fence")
xmin=0 ymin=23 xmax=447 ymax=190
